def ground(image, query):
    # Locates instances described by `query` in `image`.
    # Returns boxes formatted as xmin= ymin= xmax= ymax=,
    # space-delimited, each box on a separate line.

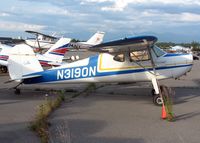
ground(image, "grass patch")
xmin=29 ymin=92 xmax=65 ymax=143
xmin=30 ymin=84 xmax=98 ymax=143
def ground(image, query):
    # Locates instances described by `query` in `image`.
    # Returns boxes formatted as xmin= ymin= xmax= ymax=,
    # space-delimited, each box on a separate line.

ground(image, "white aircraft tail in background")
xmin=37 ymin=38 xmax=71 ymax=66
xmin=70 ymin=31 xmax=105 ymax=49
xmin=85 ymin=31 xmax=105 ymax=45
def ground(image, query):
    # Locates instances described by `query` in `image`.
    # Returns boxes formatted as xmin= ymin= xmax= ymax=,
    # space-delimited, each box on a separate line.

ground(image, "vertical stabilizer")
xmin=86 ymin=31 xmax=105 ymax=45
xmin=43 ymin=38 xmax=71 ymax=63
xmin=8 ymin=44 xmax=43 ymax=80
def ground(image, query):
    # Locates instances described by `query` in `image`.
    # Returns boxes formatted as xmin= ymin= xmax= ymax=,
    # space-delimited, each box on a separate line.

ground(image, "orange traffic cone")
xmin=161 ymin=103 xmax=167 ymax=119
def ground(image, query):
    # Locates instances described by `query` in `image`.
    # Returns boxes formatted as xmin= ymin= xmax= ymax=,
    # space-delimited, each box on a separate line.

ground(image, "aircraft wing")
xmin=25 ymin=30 xmax=57 ymax=40
xmin=89 ymin=36 xmax=157 ymax=53
xmin=0 ymin=37 xmax=25 ymax=45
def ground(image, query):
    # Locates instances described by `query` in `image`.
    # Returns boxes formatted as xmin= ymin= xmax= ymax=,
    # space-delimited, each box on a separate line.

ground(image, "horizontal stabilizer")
xmin=5 ymin=74 xmax=42 ymax=83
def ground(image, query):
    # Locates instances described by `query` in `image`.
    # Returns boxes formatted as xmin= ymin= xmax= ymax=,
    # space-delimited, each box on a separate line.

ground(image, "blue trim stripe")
xmin=57 ymin=43 xmax=70 ymax=49
xmin=97 ymin=64 xmax=192 ymax=77
xmin=164 ymin=53 xmax=190 ymax=57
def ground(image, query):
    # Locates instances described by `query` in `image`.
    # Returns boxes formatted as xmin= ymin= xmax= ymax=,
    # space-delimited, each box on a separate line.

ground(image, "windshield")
xmin=153 ymin=45 xmax=166 ymax=57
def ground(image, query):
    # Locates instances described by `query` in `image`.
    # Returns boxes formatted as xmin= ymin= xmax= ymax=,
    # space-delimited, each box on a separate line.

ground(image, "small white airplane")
xmin=6 ymin=36 xmax=193 ymax=105
xmin=0 ymin=37 xmax=72 ymax=73
xmin=25 ymin=30 xmax=58 ymax=50
xmin=0 ymin=44 xmax=10 ymax=73
xmin=69 ymin=31 xmax=105 ymax=50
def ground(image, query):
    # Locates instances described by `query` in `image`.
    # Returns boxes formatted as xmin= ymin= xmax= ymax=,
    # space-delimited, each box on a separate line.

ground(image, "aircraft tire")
xmin=0 ymin=66 xmax=7 ymax=73
xmin=153 ymin=94 xmax=163 ymax=106
xmin=153 ymin=85 xmax=172 ymax=106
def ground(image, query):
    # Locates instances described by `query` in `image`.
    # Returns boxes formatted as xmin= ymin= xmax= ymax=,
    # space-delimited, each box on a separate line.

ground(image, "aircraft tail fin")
xmin=8 ymin=44 xmax=43 ymax=81
xmin=86 ymin=31 xmax=105 ymax=45
xmin=43 ymin=38 xmax=71 ymax=63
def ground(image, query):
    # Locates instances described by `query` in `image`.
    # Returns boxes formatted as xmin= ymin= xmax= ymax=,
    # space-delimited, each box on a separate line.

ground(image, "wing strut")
xmin=36 ymin=33 xmax=42 ymax=52
xmin=147 ymin=46 xmax=160 ymax=95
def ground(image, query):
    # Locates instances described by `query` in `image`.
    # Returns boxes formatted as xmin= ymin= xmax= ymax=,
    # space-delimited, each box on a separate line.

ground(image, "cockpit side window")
xmin=130 ymin=50 xmax=149 ymax=61
xmin=152 ymin=45 xmax=166 ymax=57
xmin=113 ymin=53 xmax=125 ymax=62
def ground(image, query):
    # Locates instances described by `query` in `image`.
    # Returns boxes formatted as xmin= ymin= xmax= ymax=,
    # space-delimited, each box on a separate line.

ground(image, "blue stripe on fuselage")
xmin=164 ymin=53 xmax=189 ymax=57
xmin=23 ymin=55 xmax=98 ymax=84
xmin=23 ymin=54 xmax=192 ymax=84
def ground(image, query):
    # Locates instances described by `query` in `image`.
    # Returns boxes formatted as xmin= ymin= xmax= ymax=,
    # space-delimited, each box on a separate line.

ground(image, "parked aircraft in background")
xmin=0 ymin=38 xmax=72 ymax=73
xmin=168 ymin=45 xmax=199 ymax=60
xmin=6 ymin=36 xmax=193 ymax=106
xmin=35 ymin=37 xmax=72 ymax=66
xmin=170 ymin=45 xmax=192 ymax=54
xmin=25 ymin=30 xmax=58 ymax=50
xmin=25 ymin=31 xmax=105 ymax=51
xmin=0 ymin=37 xmax=24 ymax=46
xmin=70 ymin=31 xmax=105 ymax=50
xmin=0 ymin=44 xmax=11 ymax=73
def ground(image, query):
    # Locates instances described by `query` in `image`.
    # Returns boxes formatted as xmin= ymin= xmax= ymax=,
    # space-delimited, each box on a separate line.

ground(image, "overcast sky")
xmin=0 ymin=0 xmax=200 ymax=42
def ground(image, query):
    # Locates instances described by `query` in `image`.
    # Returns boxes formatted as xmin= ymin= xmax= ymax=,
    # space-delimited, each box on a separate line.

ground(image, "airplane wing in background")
xmin=25 ymin=30 xmax=57 ymax=40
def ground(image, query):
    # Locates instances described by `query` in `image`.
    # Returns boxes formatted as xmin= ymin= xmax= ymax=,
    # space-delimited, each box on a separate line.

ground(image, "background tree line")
xmin=156 ymin=41 xmax=200 ymax=51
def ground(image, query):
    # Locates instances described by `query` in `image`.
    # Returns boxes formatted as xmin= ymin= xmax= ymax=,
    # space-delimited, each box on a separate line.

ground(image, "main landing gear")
xmin=0 ymin=66 xmax=8 ymax=73
xmin=152 ymin=85 xmax=172 ymax=106
xmin=152 ymin=93 xmax=163 ymax=106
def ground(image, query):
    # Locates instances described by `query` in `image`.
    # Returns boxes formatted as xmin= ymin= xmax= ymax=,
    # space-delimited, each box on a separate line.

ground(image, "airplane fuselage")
xmin=23 ymin=51 xmax=193 ymax=84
